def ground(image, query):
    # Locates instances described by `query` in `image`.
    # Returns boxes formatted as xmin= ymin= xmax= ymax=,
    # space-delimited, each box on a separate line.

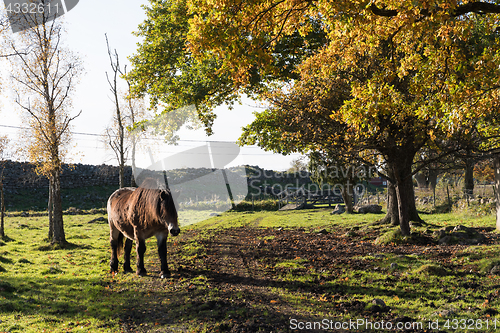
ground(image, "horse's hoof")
xmin=160 ymin=271 xmax=171 ymax=279
xmin=136 ymin=269 xmax=147 ymax=276
xmin=123 ymin=266 xmax=133 ymax=273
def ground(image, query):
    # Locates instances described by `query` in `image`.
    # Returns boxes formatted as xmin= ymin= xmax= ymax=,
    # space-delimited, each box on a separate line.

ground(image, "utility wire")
xmin=0 ymin=124 xmax=303 ymax=156
xmin=0 ymin=123 xmax=241 ymax=143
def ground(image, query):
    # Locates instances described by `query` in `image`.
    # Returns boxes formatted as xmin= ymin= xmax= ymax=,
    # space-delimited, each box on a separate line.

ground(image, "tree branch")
xmin=368 ymin=1 xmax=500 ymax=18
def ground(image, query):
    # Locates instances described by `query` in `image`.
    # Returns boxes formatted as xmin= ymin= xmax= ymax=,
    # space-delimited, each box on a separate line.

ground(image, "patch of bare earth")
xmin=118 ymin=226 xmax=499 ymax=332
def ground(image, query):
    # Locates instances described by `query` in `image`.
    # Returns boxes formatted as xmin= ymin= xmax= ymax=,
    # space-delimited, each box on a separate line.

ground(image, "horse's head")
xmin=160 ymin=190 xmax=180 ymax=236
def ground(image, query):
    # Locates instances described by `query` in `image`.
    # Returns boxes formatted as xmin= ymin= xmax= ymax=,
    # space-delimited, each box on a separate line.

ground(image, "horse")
xmin=107 ymin=179 xmax=180 ymax=278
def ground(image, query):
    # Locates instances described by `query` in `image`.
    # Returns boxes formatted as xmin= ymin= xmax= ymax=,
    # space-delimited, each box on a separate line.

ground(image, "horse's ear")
xmin=160 ymin=191 xmax=168 ymax=201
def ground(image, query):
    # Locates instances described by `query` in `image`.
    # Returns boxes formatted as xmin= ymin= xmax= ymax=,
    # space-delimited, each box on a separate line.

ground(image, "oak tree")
xmin=190 ymin=0 xmax=500 ymax=234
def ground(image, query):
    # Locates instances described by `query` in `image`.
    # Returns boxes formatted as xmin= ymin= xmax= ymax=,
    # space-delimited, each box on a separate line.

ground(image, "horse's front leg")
xmin=156 ymin=233 xmax=169 ymax=278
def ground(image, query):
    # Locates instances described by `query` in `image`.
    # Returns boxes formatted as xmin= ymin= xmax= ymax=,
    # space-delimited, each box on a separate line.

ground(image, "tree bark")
xmin=48 ymin=179 xmax=54 ymax=241
xmin=131 ymin=137 xmax=137 ymax=187
xmin=394 ymin=166 xmax=411 ymax=236
xmin=408 ymin=176 xmax=423 ymax=222
xmin=494 ymin=155 xmax=500 ymax=231
xmin=0 ymin=170 xmax=4 ymax=239
xmin=341 ymin=181 xmax=354 ymax=214
xmin=464 ymin=158 xmax=475 ymax=198
xmin=388 ymin=153 xmax=422 ymax=236
xmin=379 ymin=178 xmax=399 ymax=226
xmin=51 ymin=170 xmax=66 ymax=244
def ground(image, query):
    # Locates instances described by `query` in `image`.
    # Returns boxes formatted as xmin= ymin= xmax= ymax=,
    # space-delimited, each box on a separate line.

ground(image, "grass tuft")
xmin=413 ymin=264 xmax=450 ymax=276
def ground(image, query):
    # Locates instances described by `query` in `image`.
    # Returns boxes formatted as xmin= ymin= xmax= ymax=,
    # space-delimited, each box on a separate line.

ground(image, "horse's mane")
xmin=128 ymin=178 xmax=177 ymax=222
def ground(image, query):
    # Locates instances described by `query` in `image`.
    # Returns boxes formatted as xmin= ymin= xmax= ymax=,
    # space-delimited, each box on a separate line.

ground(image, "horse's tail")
xmin=116 ymin=232 xmax=124 ymax=257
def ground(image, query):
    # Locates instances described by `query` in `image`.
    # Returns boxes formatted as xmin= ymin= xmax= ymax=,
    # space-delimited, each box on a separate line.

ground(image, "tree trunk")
xmin=428 ymin=169 xmax=438 ymax=191
xmin=51 ymin=170 xmax=66 ymax=245
xmin=494 ymin=155 xmax=500 ymax=231
xmin=464 ymin=158 xmax=475 ymax=198
xmin=119 ymin=161 xmax=125 ymax=188
xmin=48 ymin=179 xmax=54 ymax=241
xmin=394 ymin=168 xmax=411 ymax=236
xmin=408 ymin=177 xmax=423 ymax=223
xmin=131 ymin=138 xmax=137 ymax=187
xmin=379 ymin=178 xmax=399 ymax=226
xmin=341 ymin=180 xmax=354 ymax=214
xmin=414 ymin=171 xmax=427 ymax=189
xmin=388 ymin=154 xmax=422 ymax=236
xmin=0 ymin=170 xmax=4 ymax=239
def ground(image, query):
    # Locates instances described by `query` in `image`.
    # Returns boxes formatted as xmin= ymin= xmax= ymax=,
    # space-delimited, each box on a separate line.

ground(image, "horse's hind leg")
xmin=123 ymin=238 xmax=133 ymax=273
xmin=156 ymin=233 xmax=170 ymax=278
xmin=135 ymin=239 xmax=147 ymax=276
xmin=109 ymin=227 xmax=121 ymax=273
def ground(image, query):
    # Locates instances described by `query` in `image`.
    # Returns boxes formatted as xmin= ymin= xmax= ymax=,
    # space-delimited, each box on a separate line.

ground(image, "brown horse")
xmin=107 ymin=179 xmax=180 ymax=278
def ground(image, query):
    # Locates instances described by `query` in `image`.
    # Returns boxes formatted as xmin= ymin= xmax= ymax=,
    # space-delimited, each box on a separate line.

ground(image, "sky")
xmin=0 ymin=0 xmax=303 ymax=171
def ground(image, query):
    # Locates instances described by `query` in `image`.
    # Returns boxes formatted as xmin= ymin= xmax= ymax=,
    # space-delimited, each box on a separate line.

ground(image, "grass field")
xmin=0 ymin=208 xmax=499 ymax=332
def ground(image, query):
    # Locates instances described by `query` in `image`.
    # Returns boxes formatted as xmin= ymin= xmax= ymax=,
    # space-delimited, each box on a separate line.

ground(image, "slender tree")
xmin=6 ymin=11 xmax=82 ymax=245
xmin=104 ymin=35 xmax=148 ymax=187
xmin=123 ymin=82 xmax=147 ymax=187
xmin=0 ymin=136 xmax=9 ymax=239
xmin=105 ymin=34 xmax=127 ymax=188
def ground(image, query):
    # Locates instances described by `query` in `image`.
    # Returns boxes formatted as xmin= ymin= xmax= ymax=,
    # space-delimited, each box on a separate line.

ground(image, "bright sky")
xmin=0 ymin=0 xmax=302 ymax=171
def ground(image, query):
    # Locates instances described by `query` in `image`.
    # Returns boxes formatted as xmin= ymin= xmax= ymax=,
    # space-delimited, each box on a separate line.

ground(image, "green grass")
xmin=0 ymin=213 xmax=121 ymax=332
xmin=0 ymin=208 xmax=498 ymax=332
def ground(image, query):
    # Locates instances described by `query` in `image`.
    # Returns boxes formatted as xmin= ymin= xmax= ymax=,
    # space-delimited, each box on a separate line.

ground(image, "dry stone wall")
xmin=1 ymin=161 xmax=311 ymax=193
xmin=1 ymin=160 xmax=132 ymax=191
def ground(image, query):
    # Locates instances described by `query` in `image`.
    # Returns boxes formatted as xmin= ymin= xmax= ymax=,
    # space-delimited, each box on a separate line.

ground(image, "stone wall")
xmin=1 ymin=160 xmax=132 ymax=191
xmin=0 ymin=160 xmax=311 ymax=192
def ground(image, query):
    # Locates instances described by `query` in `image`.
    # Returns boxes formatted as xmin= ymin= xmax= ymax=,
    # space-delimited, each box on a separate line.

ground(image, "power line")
xmin=0 ymin=123 xmax=243 ymax=144
xmin=0 ymin=124 xmax=303 ymax=156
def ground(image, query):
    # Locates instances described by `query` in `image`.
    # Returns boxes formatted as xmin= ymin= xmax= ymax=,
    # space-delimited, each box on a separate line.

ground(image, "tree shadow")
xmin=1 ymin=235 xmax=15 ymax=243
xmin=36 ymin=241 xmax=92 ymax=251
